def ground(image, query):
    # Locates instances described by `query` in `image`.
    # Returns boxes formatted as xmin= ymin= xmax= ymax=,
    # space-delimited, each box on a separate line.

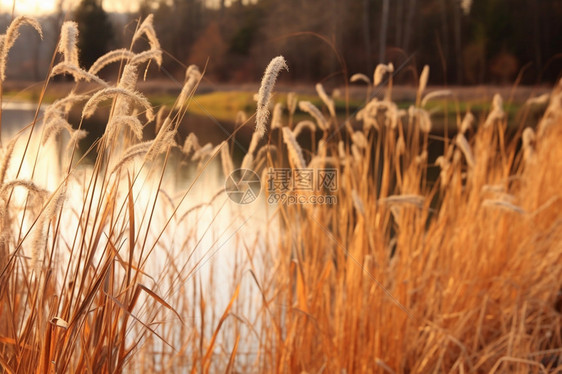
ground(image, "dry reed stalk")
xmin=191 ymin=143 xmax=213 ymax=161
xmin=182 ymin=132 xmax=200 ymax=156
xmin=58 ymin=21 xmax=79 ymax=66
xmin=82 ymin=87 xmax=154 ymax=121
xmin=50 ymin=63 xmax=108 ymax=86
xmin=352 ymin=131 xmax=368 ymax=149
xmin=421 ymin=89 xmax=452 ymax=107
xmin=286 ymin=92 xmax=297 ymax=116
xmin=292 ymin=120 xmax=316 ymax=137
xmin=409 ymin=106 xmax=432 ymax=133
xmin=373 ymin=63 xmax=394 ymax=86
xmin=177 ymin=65 xmax=201 ymax=107
xmin=145 ymin=116 xmax=176 ymax=161
xmin=270 ymin=102 xmax=284 ymax=130
xmin=0 ymin=16 xmax=42 ymax=81
xmin=282 ymin=127 xmax=305 ymax=169
xmin=132 ymin=14 xmax=160 ymax=51
xmin=256 ymin=56 xmax=288 ymax=138
xmin=379 ymin=194 xmax=425 ymax=208
xmin=220 ymin=142 xmax=234 ymax=177
xmin=417 ymin=65 xmax=429 ymax=102
xmin=298 ymin=101 xmax=328 ymax=130
xmin=88 ymin=49 xmax=135 ymax=75
xmin=110 ymin=140 xmax=152 ymax=175
xmin=484 ymin=93 xmax=505 ymax=128
xmin=455 ymin=133 xmax=475 ymax=168
xmin=522 ymin=127 xmax=536 ymax=163
xmin=0 ymin=135 xmax=19 ymax=184
xmin=241 ymin=153 xmax=254 ymax=170
xmin=350 ymin=73 xmax=370 ymax=84
xmin=315 ymin=83 xmax=336 ymax=118
xmin=460 ymin=112 xmax=475 ymax=134
xmin=255 ymin=144 xmax=277 ymax=165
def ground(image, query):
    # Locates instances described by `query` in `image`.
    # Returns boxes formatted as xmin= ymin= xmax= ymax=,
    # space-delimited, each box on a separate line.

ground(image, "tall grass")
xmin=0 ymin=15 xmax=561 ymax=373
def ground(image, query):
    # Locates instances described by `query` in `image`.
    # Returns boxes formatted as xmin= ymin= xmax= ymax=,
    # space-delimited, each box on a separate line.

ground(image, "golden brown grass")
xmin=0 ymin=15 xmax=561 ymax=373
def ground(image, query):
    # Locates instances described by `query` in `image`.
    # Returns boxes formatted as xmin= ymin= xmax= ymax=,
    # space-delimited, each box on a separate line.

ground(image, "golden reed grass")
xmin=0 ymin=15 xmax=560 ymax=374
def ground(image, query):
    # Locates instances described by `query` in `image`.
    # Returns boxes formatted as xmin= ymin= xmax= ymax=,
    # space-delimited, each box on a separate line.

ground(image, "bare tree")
xmin=378 ymin=0 xmax=389 ymax=63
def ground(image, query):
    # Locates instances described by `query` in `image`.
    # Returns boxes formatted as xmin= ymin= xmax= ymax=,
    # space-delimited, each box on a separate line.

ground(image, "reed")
xmin=0 ymin=14 xmax=560 ymax=374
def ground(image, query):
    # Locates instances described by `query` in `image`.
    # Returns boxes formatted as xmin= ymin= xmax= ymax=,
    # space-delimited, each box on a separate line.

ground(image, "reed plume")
xmin=282 ymin=127 xmax=305 ymax=169
xmin=315 ymin=83 xmax=336 ymax=118
xmin=298 ymin=101 xmax=328 ymax=130
xmin=58 ymin=21 xmax=79 ymax=66
xmin=256 ymin=56 xmax=288 ymax=138
xmin=0 ymin=16 xmax=42 ymax=81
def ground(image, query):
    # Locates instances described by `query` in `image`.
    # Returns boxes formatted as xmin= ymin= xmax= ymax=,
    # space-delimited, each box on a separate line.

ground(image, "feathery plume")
xmin=82 ymin=87 xmax=154 ymax=121
xmin=256 ymin=56 xmax=288 ymax=138
xmin=154 ymin=106 xmax=167 ymax=134
xmin=292 ymin=120 xmax=316 ymax=137
xmin=177 ymin=65 xmax=201 ymax=107
xmin=130 ymin=48 xmax=162 ymax=67
xmin=338 ymin=141 xmax=346 ymax=159
xmin=417 ymin=65 xmax=430 ymax=100
xmin=192 ymin=143 xmax=213 ymax=161
xmin=0 ymin=16 xmax=42 ymax=81
xmin=182 ymin=133 xmax=200 ymax=156
xmin=30 ymin=186 xmax=66 ymax=272
xmin=421 ymin=89 xmax=451 ymax=107
xmin=455 ymin=133 xmax=475 ymax=168
xmin=282 ymin=127 xmax=305 ymax=169
xmin=460 ymin=112 xmax=474 ymax=134
xmin=287 ymin=92 xmax=297 ymax=116
xmin=88 ymin=49 xmax=135 ymax=75
xmin=271 ymin=102 xmax=284 ymax=129
xmin=255 ymin=145 xmax=277 ymax=164
xmin=315 ymin=83 xmax=336 ymax=118
xmin=522 ymin=127 xmax=536 ymax=162
xmin=409 ymin=106 xmax=432 ymax=133
xmin=41 ymin=117 xmax=74 ymax=145
xmin=145 ymin=117 xmax=176 ymax=161
xmin=220 ymin=142 xmax=234 ymax=177
xmin=110 ymin=141 xmax=152 ymax=175
xmin=298 ymin=101 xmax=328 ymax=130
xmin=352 ymin=131 xmax=368 ymax=149
xmin=350 ymin=73 xmax=370 ymax=84
xmin=373 ymin=63 xmax=394 ymax=86
xmin=484 ymin=93 xmax=505 ymax=128
xmin=133 ymin=14 xmax=160 ymax=51
xmin=0 ymin=180 xmax=47 ymax=201
xmin=50 ymin=62 xmax=108 ymax=86
xmin=58 ymin=21 xmax=79 ymax=66
xmin=235 ymin=110 xmax=248 ymax=125
xmin=108 ymin=115 xmax=144 ymax=141
xmin=0 ymin=135 xmax=19 ymax=184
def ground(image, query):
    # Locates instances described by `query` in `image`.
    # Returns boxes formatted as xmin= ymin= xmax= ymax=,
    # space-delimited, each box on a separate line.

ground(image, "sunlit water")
xmin=2 ymin=102 xmax=273 ymax=368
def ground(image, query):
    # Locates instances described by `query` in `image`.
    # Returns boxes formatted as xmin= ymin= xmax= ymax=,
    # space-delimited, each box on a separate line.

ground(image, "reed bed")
xmin=0 ymin=15 xmax=561 ymax=373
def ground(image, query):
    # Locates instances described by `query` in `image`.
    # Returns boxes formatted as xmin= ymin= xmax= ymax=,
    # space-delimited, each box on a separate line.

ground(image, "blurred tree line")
xmin=4 ymin=0 xmax=557 ymax=84
xmin=130 ymin=0 xmax=562 ymax=85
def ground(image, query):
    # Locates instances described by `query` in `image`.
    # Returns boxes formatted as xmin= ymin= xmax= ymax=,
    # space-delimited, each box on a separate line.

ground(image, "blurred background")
xmin=0 ymin=0 xmax=561 ymax=86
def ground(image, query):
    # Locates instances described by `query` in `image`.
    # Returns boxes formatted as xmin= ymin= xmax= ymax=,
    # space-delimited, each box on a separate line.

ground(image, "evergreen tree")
xmin=74 ymin=0 xmax=114 ymax=69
